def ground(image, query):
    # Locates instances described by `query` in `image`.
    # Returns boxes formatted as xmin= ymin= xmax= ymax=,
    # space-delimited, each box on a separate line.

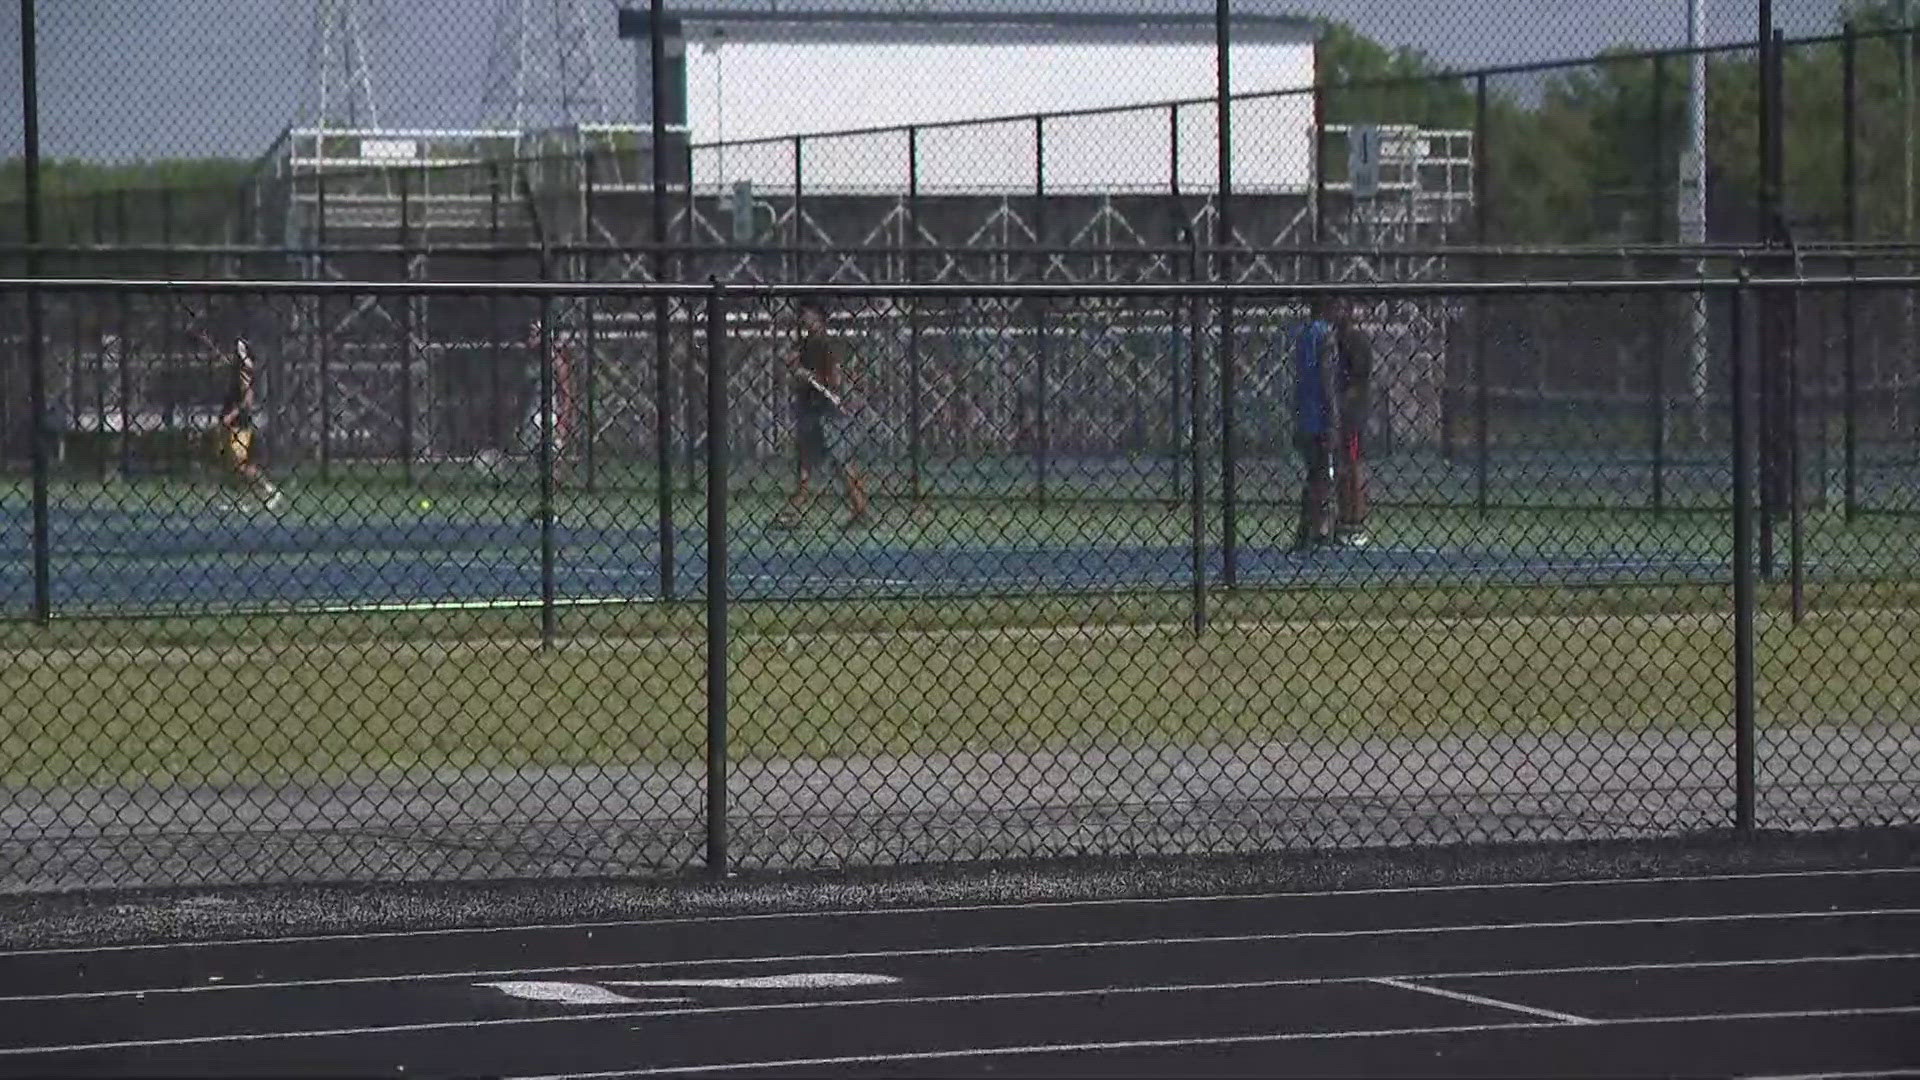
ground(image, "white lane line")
xmin=521 ymin=1006 xmax=1920 ymax=1078
xmin=1369 ymin=977 xmax=1594 ymax=1024
xmin=9 ymin=865 xmax=1915 ymax=958
xmin=0 ymin=945 xmax=1912 ymax=1053
xmin=604 ymin=974 xmax=901 ymax=990
xmin=0 ymin=953 xmax=1914 ymax=1057
xmin=3 ymin=908 xmax=1915 ymax=1004
xmin=480 ymin=983 xmax=689 ymax=1006
xmin=1743 ymin=1060 xmax=1920 ymax=1068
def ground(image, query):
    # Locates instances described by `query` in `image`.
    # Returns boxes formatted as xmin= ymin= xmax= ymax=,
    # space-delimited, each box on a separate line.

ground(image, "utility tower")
xmin=480 ymin=0 xmax=612 ymax=136
xmin=307 ymin=0 xmax=381 ymax=131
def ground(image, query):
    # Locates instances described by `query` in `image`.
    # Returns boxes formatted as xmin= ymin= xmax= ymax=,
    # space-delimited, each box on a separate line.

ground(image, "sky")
xmin=0 ymin=0 xmax=1850 ymax=163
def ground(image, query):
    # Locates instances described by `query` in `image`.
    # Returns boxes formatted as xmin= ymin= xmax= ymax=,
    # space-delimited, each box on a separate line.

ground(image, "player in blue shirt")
xmin=1288 ymin=299 xmax=1372 ymax=551
xmin=1290 ymin=303 xmax=1339 ymax=551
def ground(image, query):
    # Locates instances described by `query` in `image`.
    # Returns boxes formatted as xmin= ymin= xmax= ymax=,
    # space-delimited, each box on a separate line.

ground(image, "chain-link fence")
xmin=7 ymin=9 xmax=1920 ymax=283
xmin=13 ymin=255 xmax=1917 ymax=517
xmin=1 ymin=273 xmax=1914 ymax=889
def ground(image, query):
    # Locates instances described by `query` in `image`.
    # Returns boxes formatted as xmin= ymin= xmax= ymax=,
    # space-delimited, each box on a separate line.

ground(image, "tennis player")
xmin=1330 ymin=299 xmax=1373 ymax=548
xmin=216 ymin=337 xmax=284 ymax=512
xmin=775 ymin=299 xmax=868 ymax=529
xmin=1288 ymin=300 xmax=1374 ymax=551
xmin=1289 ymin=302 xmax=1338 ymax=551
xmin=517 ymin=318 xmax=577 ymax=465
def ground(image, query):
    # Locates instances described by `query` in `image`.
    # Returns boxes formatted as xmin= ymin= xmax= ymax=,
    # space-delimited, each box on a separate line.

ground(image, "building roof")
xmin=620 ymin=3 xmax=1320 ymax=45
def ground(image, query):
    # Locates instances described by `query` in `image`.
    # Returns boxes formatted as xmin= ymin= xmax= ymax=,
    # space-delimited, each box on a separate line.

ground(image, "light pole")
xmin=1684 ymin=0 xmax=1709 ymax=441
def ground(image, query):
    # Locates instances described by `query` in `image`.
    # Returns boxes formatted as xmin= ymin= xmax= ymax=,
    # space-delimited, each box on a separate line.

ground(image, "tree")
xmin=0 ymin=158 xmax=255 ymax=249
xmin=1316 ymin=21 xmax=1475 ymax=130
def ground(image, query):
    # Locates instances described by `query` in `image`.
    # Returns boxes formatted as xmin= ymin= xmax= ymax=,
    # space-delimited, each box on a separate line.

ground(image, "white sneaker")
xmin=264 ymin=491 xmax=286 ymax=513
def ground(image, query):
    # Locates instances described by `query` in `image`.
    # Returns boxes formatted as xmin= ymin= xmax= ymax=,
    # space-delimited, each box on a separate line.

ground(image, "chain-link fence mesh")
xmin=1 ymin=276 xmax=1914 ymax=889
xmin=7 ymin=6 xmax=1920 ymax=284
xmin=2 ymin=2 xmax=1916 ymax=891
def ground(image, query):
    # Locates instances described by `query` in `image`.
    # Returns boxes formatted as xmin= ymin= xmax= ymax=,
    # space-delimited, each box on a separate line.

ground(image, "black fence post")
xmin=704 ymin=280 xmax=731 ymax=878
xmin=1772 ymin=29 xmax=1805 ymax=623
xmin=1033 ymin=115 xmax=1050 ymax=506
xmin=1215 ymin=0 xmax=1237 ymax=588
xmin=317 ymin=169 xmax=333 ymax=481
xmin=1651 ymin=53 xmax=1669 ymax=515
xmin=684 ymin=139 xmax=697 ymax=282
xmin=114 ymin=189 xmax=132 ymax=480
xmin=792 ymin=135 xmax=804 ymax=283
xmin=583 ymin=148 xmax=599 ymax=493
xmin=908 ymin=126 xmax=924 ymax=503
xmin=1169 ymin=103 xmax=1186 ymax=509
xmin=1475 ymin=74 xmax=1491 ymax=517
xmin=650 ymin=0 xmax=678 ymax=601
xmin=1312 ymin=38 xmax=1328 ymax=288
xmin=71 ymin=302 xmax=92 ymax=480
xmin=1189 ymin=276 xmax=1207 ymax=637
xmin=538 ymin=265 xmax=558 ymax=648
xmin=22 ymin=0 xmax=50 ymax=624
xmin=1843 ymin=21 xmax=1859 ymax=523
xmin=115 ymin=281 xmax=132 ymax=481
xmin=682 ymin=139 xmax=699 ymax=500
xmin=1730 ymin=272 xmax=1758 ymax=837
xmin=398 ymin=169 xmax=416 ymax=486
xmin=235 ymin=180 xmax=253 ymax=277
xmin=1756 ymin=18 xmax=1779 ymax=580
xmin=1759 ymin=0 xmax=1775 ymax=245
xmin=160 ymin=189 xmax=176 ymax=441
xmin=487 ymin=163 xmax=505 ymax=462
xmin=86 ymin=312 xmax=103 ymax=480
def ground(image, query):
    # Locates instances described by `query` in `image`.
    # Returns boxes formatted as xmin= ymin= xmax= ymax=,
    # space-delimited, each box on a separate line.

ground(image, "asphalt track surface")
xmin=0 ymin=508 xmax=1744 ymax=616
xmin=2 ymin=866 xmax=1917 ymax=1077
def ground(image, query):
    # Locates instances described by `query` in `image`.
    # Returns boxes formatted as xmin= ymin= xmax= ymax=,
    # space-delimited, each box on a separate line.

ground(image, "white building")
xmin=659 ymin=7 xmax=1320 ymax=195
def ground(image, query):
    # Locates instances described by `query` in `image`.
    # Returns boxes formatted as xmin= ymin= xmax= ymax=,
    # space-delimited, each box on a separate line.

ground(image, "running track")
xmin=0 ymin=866 xmax=1915 ymax=1076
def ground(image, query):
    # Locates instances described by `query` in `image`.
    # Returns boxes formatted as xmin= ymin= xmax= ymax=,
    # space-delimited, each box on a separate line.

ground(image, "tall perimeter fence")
xmin=0 ymin=2 xmax=1915 ymax=890
xmin=8 ymin=20 xmax=1920 ymax=493
xmin=0 ymin=274 xmax=1914 ymax=890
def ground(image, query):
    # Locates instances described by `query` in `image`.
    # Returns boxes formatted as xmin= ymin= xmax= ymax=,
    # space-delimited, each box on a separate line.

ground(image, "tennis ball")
xmin=417 ymin=498 xmax=434 ymax=511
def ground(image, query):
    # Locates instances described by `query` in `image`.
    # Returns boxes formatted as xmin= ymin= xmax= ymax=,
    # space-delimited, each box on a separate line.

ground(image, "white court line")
xmin=1742 ymin=1070 xmax=1920 ymax=1080
xmin=9 ymin=864 xmax=1913 ymax=958
xmin=524 ymin=1007 xmax=1920 ymax=1078
xmin=23 ymin=602 xmax=1894 ymax=667
xmin=1 ymin=952 xmax=1912 ymax=1058
xmin=1743 ymin=1060 xmax=1920 ymax=1068
xmin=2 ymin=908 xmax=1914 ymax=1004
xmin=1369 ymin=977 xmax=1594 ymax=1024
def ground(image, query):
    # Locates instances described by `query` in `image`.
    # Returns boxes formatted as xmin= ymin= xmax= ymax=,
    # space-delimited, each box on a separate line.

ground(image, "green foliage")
xmin=1317 ymin=21 xmax=1475 ymax=129
xmin=1314 ymin=11 xmax=1917 ymax=244
xmin=0 ymin=157 xmax=255 ymax=246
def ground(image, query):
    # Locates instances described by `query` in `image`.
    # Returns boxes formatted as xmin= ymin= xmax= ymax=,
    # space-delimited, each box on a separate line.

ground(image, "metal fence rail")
xmin=0 ymin=274 xmax=1915 ymax=890
xmin=6 ymin=21 xmax=1917 ymax=278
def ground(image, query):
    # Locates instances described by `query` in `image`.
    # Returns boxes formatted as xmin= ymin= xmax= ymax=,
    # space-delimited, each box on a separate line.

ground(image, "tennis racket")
xmin=797 ymin=369 xmax=843 ymax=410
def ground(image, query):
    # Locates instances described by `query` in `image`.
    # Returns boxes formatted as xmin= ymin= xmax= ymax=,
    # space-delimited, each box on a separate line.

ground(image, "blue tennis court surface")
xmin=0 ymin=502 xmax=1741 ymax=617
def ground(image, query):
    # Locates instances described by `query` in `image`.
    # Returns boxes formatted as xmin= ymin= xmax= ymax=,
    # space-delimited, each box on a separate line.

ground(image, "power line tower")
xmin=306 ymin=0 xmax=381 ymax=131
xmin=480 ymin=0 xmax=611 ymax=136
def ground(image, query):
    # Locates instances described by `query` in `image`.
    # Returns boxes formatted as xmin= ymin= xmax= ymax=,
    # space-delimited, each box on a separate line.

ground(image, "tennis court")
xmin=0 ymin=485 xmax=1753 ymax=617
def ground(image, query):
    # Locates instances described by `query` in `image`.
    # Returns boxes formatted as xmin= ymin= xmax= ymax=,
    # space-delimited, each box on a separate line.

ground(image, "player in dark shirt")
xmin=216 ymin=337 xmax=284 ymax=512
xmin=1288 ymin=299 xmax=1372 ymax=551
xmin=1330 ymin=299 xmax=1373 ymax=547
xmin=774 ymin=299 xmax=868 ymax=529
